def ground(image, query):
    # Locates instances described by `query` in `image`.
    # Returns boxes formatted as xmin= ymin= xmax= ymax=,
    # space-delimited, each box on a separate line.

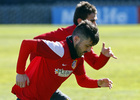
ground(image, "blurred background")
xmin=0 ymin=0 xmax=140 ymax=100
xmin=0 ymin=0 xmax=140 ymax=24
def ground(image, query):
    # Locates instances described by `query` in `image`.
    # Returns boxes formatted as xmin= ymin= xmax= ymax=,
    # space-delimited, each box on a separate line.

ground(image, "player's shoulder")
xmin=42 ymin=40 xmax=65 ymax=58
xmin=66 ymin=24 xmax=76 ymax=30
xmin=58 ymin=24 xmax=76 ymax=31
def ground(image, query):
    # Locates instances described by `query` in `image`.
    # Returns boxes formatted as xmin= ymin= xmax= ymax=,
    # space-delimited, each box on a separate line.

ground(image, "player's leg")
xmin=50 ymin=89 xmax=71 ymax=100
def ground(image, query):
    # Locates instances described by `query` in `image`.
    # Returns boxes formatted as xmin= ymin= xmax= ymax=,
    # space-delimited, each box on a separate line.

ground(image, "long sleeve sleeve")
xmin=84 ymin=49 xmax=110 ymax=70
xmin=30 ymin=25 xmax=76 ymax=61
xmin=34 ymin=28 xmax=67 ymax=41
xmin=16 ymin=40 xmax=37 ymax=74
xmin=75 ymin=74 xmax=99 ymax=88
xmin=17 ymin=39 xmax=63 ymax=74
xmin=34 ymin=25 xmax=76 ymax=41
xmin=73 ymin=58 xmax=99 ymax=88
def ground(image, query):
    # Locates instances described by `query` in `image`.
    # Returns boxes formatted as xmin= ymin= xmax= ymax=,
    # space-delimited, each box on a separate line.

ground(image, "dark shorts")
xmin=50 ymin=89 xmax=71 ymax=100
xmin=17 ymin=89 xmax=71 ymax=100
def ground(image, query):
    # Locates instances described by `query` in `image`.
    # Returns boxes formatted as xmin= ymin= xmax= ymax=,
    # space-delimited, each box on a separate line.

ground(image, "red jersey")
xmin=12 ymin=37 xmax=101 ymax=100
xmin=31 ymin=24 xmax=110 ymax=70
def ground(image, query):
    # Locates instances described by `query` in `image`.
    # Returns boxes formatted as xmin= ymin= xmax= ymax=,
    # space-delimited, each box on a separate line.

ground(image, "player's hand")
xmin=101 ymin=42 xmax=117 ymax=59
xmin=97 ymin=78 xmax=113 ymax=89
xmin=16 ymin=74 xmax=30 ymax=88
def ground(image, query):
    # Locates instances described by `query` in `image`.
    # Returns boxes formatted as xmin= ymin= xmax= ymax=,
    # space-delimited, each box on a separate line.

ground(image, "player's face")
xmin=87 ymin=13 xmax=97 ymax=26
xmin=75 ymin=38 xmax=93 ymax=57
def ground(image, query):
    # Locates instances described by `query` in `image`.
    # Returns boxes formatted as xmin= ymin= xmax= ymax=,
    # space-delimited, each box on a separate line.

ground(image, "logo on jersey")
xmin=71 ymin=60 xmax=77 ymax=69
xmin=62 ymin=64 xmax=67 ymax=66
xmin=55 ymin=68 xmax=73 ymax=77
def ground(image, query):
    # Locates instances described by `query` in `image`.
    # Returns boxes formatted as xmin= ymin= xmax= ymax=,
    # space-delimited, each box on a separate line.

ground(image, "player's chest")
xmin=54 ymin=58 xmax=78 ymax=77
xmin=56 ymin=58 xmax=77 ymax=69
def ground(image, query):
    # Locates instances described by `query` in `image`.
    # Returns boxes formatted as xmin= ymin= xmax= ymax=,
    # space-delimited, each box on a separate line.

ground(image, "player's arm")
xmin=73 ymin=58 xmax=113 ymax=89
xmin=16 ymin=40 xmax=37 ymax=74
xmin=30 ymin=25 xmax=75 ymax=61
xmin=17 ymin=39 xmax=63 ymax=74
xmin=84 ymin=49 xmax=110 ymax=70
xmin=34 ymin=28 xmax=65 ymax=41
xmin=16 ymin=40 xmax=37 ymax=88
xmin=84 ymin=43 xmax=117 ymax=70
xmin=73 ymin=58 xmax=99 ymax=88
xmin=34 ymin=25 xmax=75 ymax=41
xmin=30 ymin=29 xmax=62 ymax=61
xmin=75 ymin=74 xmax=99 ymax=88
xmin=75 ymin=74 xmax=113 ymax=89
xmin=16 ymin=39 xmax=63 ymax=88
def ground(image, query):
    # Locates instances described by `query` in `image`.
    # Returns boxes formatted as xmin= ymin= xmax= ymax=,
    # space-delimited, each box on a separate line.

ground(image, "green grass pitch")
xmin=0 ymin=24 xmax=140 ymax=100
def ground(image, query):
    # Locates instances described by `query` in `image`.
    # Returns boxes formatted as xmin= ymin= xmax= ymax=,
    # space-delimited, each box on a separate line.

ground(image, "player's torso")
xmin=45 ymin=55 xmax=78 ymax=83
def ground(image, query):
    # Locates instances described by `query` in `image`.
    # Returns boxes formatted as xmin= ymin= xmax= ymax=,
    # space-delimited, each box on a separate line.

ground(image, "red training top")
xmin=31 ymin=24 xmax=110 ymax=70
xmin=12 ymin=38 xmax=104 ymax=100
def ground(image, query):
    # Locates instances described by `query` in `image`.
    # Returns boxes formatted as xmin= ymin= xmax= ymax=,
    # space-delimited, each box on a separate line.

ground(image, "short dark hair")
xmin=73 ymin=1 xmax=97 ymax=25
xmin=72 ymin=20 xmax=99 ymax=45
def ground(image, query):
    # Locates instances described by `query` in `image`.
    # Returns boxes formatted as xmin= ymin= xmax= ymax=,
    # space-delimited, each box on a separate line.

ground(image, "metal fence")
xmin=0 ymin=0 xmax=140 ymax=24
xmin=0 ymin=5 xmax=51 ymax=24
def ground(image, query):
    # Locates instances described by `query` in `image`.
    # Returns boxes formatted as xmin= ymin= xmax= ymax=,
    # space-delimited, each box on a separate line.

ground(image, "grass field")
xmin=0 ymin=24 xmax=140 ymax=100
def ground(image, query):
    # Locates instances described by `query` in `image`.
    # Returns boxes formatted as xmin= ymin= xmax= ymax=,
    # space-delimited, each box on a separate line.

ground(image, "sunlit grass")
xmin=0 ymin=24 xmax=140 ymax=100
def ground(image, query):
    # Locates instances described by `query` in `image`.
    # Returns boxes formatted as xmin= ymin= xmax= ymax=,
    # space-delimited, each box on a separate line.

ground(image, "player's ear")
xmin=73 ymin=36 xmax=80 ymax=45
xmin=77 ymin=18 xmax=82 ymax=24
